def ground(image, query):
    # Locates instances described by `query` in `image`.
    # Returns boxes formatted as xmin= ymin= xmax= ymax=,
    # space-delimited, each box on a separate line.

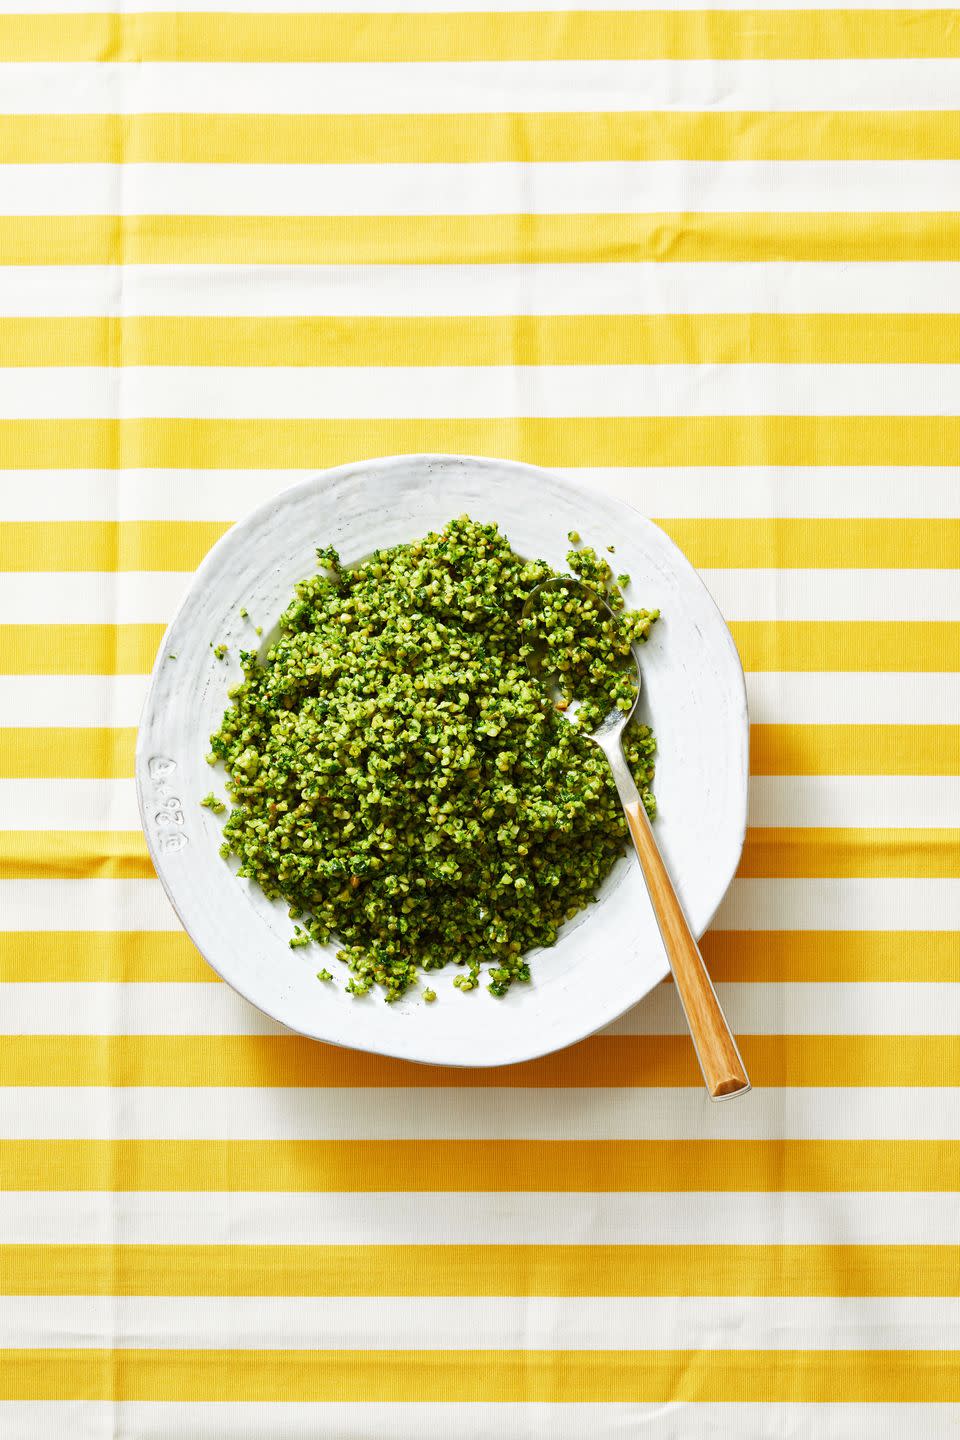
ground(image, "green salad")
xmin=205 ymin=517 xmax=658 ymax=1001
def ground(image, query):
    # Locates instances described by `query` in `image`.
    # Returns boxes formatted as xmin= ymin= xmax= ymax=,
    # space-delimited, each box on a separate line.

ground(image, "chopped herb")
xmin=199 ymin=792 xmax=226 ymax=814
xmin=206 ymin=518 xmax=657 ymax=1004
xmin=213 ymin=643 xmax=228 ymax=661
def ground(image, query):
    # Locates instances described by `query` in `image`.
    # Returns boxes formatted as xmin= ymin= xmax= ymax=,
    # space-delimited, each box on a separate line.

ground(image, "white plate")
xmin=136 ymin=454 xmax=748 ymax=1067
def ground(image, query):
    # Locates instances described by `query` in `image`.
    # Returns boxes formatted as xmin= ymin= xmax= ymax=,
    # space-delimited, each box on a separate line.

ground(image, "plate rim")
xmin=136 ymin=452 xmax=749 ymax=1068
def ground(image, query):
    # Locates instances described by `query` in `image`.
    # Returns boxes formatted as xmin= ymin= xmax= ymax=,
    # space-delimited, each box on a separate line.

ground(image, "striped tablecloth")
xmin=2 ymin=2 xmax=958 ymax=1435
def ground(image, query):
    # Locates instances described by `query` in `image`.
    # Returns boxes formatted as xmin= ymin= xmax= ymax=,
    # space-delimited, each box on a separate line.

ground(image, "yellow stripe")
xmin=3 ymin=620 xmax=950 ymax=676
xmin=752 ymin=724 xmax=960 ymax=774
xmin=3 ymin=723 xmax=955 ymax=779
xmin=5 ymin=111 xmax=960 ymax=164
xmin=0 ymin=1034 xmax=955 ymax=1090
xmin=0 ymin=521 xmax=225 ymax=570
xmin=1 ymin=518 xmax=956 ymax=572
xmin=5 ymin=313 xmax=960 ymax=367
xmin=0 ymin=832 xmax=152 ymax=880
xmin=0 ymin=1138 xmax=954 ymax=1193
xmin=0 ymin=625 xmax=163 ymax=675
xmin=1 ymin=930 xmax=952 ymax=985
xmin=2 ymin=1242 xmax=956 ymax=1298
xmin=703 ymin=931 xmax=960 ymax=983
xmin=3 ymin=1347 xmax=958 ymax=1404
xmin=0 ymin=622 xmax=952 ymax=677
xmin=0 ymin=416 xmax=957 ymax=468
xmin=2 ymin=214 xmax=958 ymax=267
xmin=0 ymin=728 xmax=136 ymax=778
xmin=3 ymin=826 xmax=956 ymax=883
xmin=739 ymin=828 xmax=960 ymax=879
xmin=665 ymin=518 xmax=960 ymax=568
xmin=0 ymin=932 xmax=212 ymax=982
xmin=733 ymin=623 xmax=958 ymax=672
xmin=2 ymin=11 xmax=956 ymax=62
xmin=0 ymin=729 xmax=138 ymax=776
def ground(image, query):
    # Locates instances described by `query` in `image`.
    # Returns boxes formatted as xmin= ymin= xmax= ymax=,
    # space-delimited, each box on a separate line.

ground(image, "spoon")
xmin=523 ymin=578 xmax=751 ymax=1102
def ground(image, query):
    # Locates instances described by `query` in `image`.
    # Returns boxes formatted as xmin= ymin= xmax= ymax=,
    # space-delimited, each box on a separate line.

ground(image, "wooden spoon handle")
xmin=623 ymin=799 xmax=751 ymax=1102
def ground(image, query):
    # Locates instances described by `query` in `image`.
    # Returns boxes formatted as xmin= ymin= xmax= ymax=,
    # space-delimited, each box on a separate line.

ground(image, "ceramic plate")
xmin=136 ymin=454 xmax=749 ymax=1067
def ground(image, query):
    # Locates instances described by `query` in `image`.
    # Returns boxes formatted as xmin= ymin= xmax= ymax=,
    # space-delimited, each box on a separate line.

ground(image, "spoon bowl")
xmin=522 ymin=575 xmax=642 ymax=740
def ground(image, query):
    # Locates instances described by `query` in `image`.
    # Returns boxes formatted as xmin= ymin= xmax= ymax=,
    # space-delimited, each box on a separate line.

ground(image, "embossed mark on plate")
xmin=147 ymin=755 xmax=189 ymax=853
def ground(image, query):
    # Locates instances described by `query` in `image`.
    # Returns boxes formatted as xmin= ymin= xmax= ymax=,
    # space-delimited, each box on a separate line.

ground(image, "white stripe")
xmin=12 ymin=1404 xmax=960 ymax=1440
xmin=3 ymin=60 xmax=960 ymax=115
xmin=0 ymin=676 xmax=149 ymax=727
xmin=0 ymin=982 xmax=280 ymax=1035
xmin=744 ymin=673 xmax=960 ymax=725
xmin=0 ymin=977 xmax=610 ymax=1039
xmin=0 ymin=573 xmax=957 ymax=661
xmin=5 ymin=568 xmax=953 ymax=625
xmin=2 ymin=363 xmax=958 ymax=419
xmin=0 ymin=879 xmax=181 ymax=931
xmin=0 ymin=573 xmax=188 ymax=625
xmin=3 ymin=1294 xmax=958 ymax=1354
xmin=3 ymin=1189 xmax=957 ymax=1245
xmin=0 ymin=465 xmax=957 ymax=524
xmin=748 ymin=778 xmax=960 ymax=828
xmin=1 ymin=777 xmax=956 ymax=833
xmin=2 ymin=1404 xmax=957 ymax=1440
xmin=4 ymin=874 xmax=954 ymax=935
xmin=0 ymin=1085 xmax=956 ymax=1139
xmin=2 ymin=979 xmax=956 ymax=1037
xmin=0 ymin=1403 xmax=946 ymax=1440
xmin=606 ymin=983 xmax=960 ymax=1036
xmin=3 ymin=263 xmax=960 ymax=319
xmin=4 ymin=671 xmax=958 ymax=730
xmin=712 ymin=878 xmax=960 ymax=930
xmin=0 ymin=781 xmax=144 ymax=830
xmin=587 ymin=467 xmax=960 ymax=521
xmin=699 ymin=570 xmax=960 ymax=623
xmin=3 ymin=160 xmax=959 ymax=217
